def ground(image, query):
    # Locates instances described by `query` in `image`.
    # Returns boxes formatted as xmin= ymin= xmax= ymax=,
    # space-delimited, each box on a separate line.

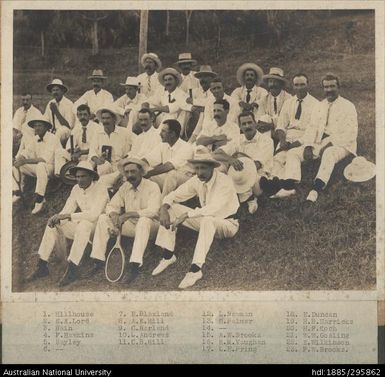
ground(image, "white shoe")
xmin=178 ymin=270 xmax=203 ymax=289
xmin=306 ymin=190 xmax=318 ymax=202
xmin=12 ymin=195 xmax=21 ymax=204
xmin=270 ymin=189 xmax=296 ymax=199
xmin=247 ymin=199 xmax=258 ymax=214
xmin=32 ymin=200 xmax=45 ymax=214
xmin=152 ymin=255 xmax=177 ymax=276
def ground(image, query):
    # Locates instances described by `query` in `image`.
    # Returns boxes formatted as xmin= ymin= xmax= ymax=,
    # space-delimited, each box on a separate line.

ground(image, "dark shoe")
xmin=260 ymin=176 xmax=281 ymax=197
xmin=84 ymin=259 xmax=105 ymax=279
xmin=26 ymin=259 xmax=49 ymax=282
xmin=124 ymin=262 xmax=140 ymax=285
xmin=57 ymin=262 xmax=79 ymax=287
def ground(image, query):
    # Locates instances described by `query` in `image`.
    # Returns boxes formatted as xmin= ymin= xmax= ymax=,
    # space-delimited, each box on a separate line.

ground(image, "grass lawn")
xmin=11 ymin=12 xmax=376 ymax=292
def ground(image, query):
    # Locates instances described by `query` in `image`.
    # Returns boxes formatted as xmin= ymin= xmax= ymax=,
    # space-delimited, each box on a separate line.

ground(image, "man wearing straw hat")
xmin=152 ymin=146 xmax=239 ymax=289
xmin=175 ymin=52 xmax=200 ymax=96
xmin=231 ymin=62 xmax=267 ymax=117
xmin=12 ymin=114 xmax=64 ymax=214
xmin=114 ymin=76 xmax=147 ymax=134
xmin=27 ymin=161 xmax=109 ymax=287
xmin=88 ymin=104 xmax=132 ymax=188
xmin=259 ymin=67 xmax=292 ymax=129
xmin=44 ymin=78 xmax=76 ymax=145
xmin=137 ymin=52 xmax=162 ymax=98
xmin=89 ymin=157 xmax=161 ymax=284
xmin=73 ymin=69 xmax=114 ymax=120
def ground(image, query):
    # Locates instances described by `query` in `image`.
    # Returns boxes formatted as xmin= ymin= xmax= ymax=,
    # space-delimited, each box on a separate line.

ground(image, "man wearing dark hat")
xmin=231 ymin=63 xmax=267 ymax=117
xmin=73 ymin=69 xmax=114 ymax=120
xmin=27 ymin=161 xmax=109 ymax=287
xmin=137 ymin=52 xmax=162 ymax=98
xmin=176 ymin=53 xmax=200 ymax=96
xmin=44 ymin=78 xmax=76 ymax=145
xmin=259 ymin=67 xmax=292 ymax=129
xmin=89 ymin=157 xmax=161 ymax=284
xmin=152 ymin=146 xmax=240 ymax=289
xmin=12 ymin=115 xmax=64 ymax=214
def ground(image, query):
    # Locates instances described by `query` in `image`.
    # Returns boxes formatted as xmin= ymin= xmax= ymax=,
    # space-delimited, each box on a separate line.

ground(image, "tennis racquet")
xmin=105 ymin=233 xmax=125 ymax=283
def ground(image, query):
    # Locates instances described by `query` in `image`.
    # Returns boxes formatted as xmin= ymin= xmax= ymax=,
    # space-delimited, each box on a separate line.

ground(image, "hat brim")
xmin=68 ymin=166 xmax=99 ymax=180
xmin=158 ymin=69 xmax=182 ymax=87
xmin=28 ymin=119 xmax=52 ymax=130
xmin=88 ymin=76 xmax=107 ymax=80
xmin=96 ymin=108 xmax=123 ymax=123
xmin=228 ymin=158 xmax=257 ymax=193
xmin=118 ymin=158 xmax=149 ymax=174
xmin=188 ymin=159 xmax=221 ymax=168
xmin=141 ymin=54 xmax=162 ymax=70
xmin=343 ymin=164 xmax=376 ymax=182
xmin=236 ymin=64 xmax=264 ymax=86
xmin=176 ymin=59 xmax=197 ymax=66
xmin=46 ymin=84 xmax=68 ymax=93
xmin=195 ymin=71 xmax=217 ymax=79
xmin=262 ymin=74 xmax=288 ymax=85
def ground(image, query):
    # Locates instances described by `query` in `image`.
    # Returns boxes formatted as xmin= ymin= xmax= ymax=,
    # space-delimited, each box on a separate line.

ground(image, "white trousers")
xmin=12 ymin=163 xmax=54 ymax=196
xmin=38 ymin=219 xmax=95 ymax=265
xmin=54 ymin=125 xmax=71 ymax=144
xmin=285 ymin=145 xmax=350 ymax=185
xmin=150 ymin=170 xmax=194 ymax=198
xmin=90 ymin=214 xmax=159 ymax=264
xmin=271 ymin=150 xmax=289 ymax=179
xmin=155 ymin=203 xmax=239 ymax=266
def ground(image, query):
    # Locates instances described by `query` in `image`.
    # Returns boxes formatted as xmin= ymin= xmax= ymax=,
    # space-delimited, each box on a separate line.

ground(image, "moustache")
xmin=214 ymin=115 xmax=220 ymax=119
xmin=244 ymin=127 xmax=252 ymax=132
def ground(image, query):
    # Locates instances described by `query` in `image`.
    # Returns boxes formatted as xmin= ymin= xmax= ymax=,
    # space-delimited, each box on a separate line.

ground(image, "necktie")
xmin=168 ymin=94 xmax=172 ymax=103
xmin=273 ymin=97 xmax=278 ymax=114
xmin=295 ymin=99 xmax=303 ymax=120
xmin=246 ymin=89 xmax=251 ymax=103
xmin=147 ymin=75 xmax=151 ymax=94
xmin=321 ymin=102 xmax=333 ymax=139
xmin=201 ymin=183 xmax=208 ymax=207
xmin=37 ymin=137 xmax=43 ymax=143
xmin=82 ymin=126 xmax=87 ymax=144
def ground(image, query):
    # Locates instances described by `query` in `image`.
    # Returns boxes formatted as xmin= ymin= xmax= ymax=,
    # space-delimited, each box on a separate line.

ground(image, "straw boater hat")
xmin=96 ymin=104 xmax=124 ymax=123
xmin=118 ymin=157 xmax=149 ymax=174
xmin=69 ymin=160 xmax=99 ymax=180
xmin=343 ymin=156 xmax=376 ymax=183
xmin=227 ymin=157 xmax=257 ymax=194
xmin=263 ymin=67 xmax=288 ymax=85
xmin=28 ymin=114 xmax=52 ymax=130
xmin=188 ymin=147 xmax=221 ymax=167
xmin=46 ymin=78 xmax=68 ymax=93
xmin=194 ymin=65 xmax=217 ymax=79
xmin=88 ymin=69 xmax=107 ymax=80
xmin=158 ymin=67 xmax=182 ymax=87
xmin=176 ymin=52 xmax=197 ymax=66
xmin=141 ymin=52 xmax=162 ymax=70
xmin=236 ymin=63 xmax=264 ymax=86
xmin=120 ymin=76 xmax=140 ymax=87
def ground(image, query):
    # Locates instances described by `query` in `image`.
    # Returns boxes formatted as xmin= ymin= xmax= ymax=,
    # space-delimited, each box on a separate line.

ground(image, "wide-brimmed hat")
xmin=228 ymin=157 xmax=257 ymax=194
xmin=69 ymin=160 xmax=99 ymax=180
xmin=118 ymin=156 xmax=149 ymax=174
xmin=141 ymin=52 xmax=162 ymax=70
xmin=263 ymin=67 xmax=288 ymax=85
xmin=236 ymin=63 xmax=264 ymax=86
xmin=96 ymin=104 xmax=124 ymax=123
xmin=176 ymin=52 xmax=197 ymax=66
xmin=343 ymin=156 xmax=376 ymax=182
xmin=28 ymin=114 xmax=52 ymax=130
xmin=194 ymin=65 xmax=217 ymax=79
xmin=158 ymin=67 xmax=182 ymax=87
xmin=120 ymin=76 xmax=140 ymax=87
xmin=46 ymin=78 xmax=68 ymax=93
xmin=188 ymin=147 xmax=221 ymax=167
xmin=88 ymin=69 xmax=107 ymax=80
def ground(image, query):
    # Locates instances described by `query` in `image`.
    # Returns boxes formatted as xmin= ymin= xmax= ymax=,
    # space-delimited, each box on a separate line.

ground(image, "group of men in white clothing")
xmin=12 ymin=51 xmax=361 ymax=289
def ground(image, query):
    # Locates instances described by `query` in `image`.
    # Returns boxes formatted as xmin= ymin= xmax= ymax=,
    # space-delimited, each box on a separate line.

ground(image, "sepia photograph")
xmin=9 ymin=6 xmax=376 ymax=294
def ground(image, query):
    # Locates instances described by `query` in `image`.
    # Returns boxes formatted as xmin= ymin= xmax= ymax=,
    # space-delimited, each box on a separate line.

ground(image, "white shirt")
xmin=191 ymin=86 xmax=215 ymax=107
xmin=179 ymin=71 xmax=200 ymax=94
xmin=73 ymin=89 xmax=114 ymax=115
xmin=201 ymin=93 xmax=238 ymax=129
xmin=231 ymin=85 xmax=268 ymax=105
xmin=259 ymin=90 xmax=292 ymax=126
xmin=277 ymin=93 xmax=319 ymax=144
xmin=129 ymin=126 xmax=162 ymax=159
xmin=13 ymin=105 xmax=42 ymax=133
xmin=17 ymin=131 xmax=63 ymax=166
xmin=44 ymin=96 xmax=76 ymax=130
xmin=88 ymin=126 xmax=132 ymax=165
xmin=114 ymin=93 xmax=147 ymax=113
xmin=60 ymin=181 xmax=109 ymax=223
xmin=106 ymin=179 xmax=161 ymax=219
xmin=303 ymin=96 xmax=358 ymax=155
xmin=163 ymin=170 xmax=239 ymax=219
xmin=137 ymin=72 xmax=161 ymax=98
xmin=145 ymin=138 xmax=194 ymax=172
xmin=66 ymin=120 xmax=102 ymax=151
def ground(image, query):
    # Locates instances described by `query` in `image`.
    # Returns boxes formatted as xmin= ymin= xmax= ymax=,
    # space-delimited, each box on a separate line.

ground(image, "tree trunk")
xmin=166 ymin=10 xmax=170 ymax=36
xmin=138 ymin=10 xmax=149 ymax=73
xmin=92 ymin=20 xmax=99 ymax=55
xmin=40 ymin=31 xmax=45 ymax=57
xmin=185 ymin=11 xmax=193 ymax=47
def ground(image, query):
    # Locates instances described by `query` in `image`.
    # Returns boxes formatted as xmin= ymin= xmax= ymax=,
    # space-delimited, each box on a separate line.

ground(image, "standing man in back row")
xmin=137 ymin=52 xmax=162 ymax=98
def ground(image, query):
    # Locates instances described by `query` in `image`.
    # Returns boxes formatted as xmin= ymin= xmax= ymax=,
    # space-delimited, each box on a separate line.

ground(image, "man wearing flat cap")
xmin=12 ymin=115 xmax=64 ymax=214
xmin=73 ymin=69 xmax=114 ymax=120
xmin=176 ymin=53 xmax=200 ymax=96
xmin=114 ymin=76 xmax=147 ymax=134
xmin=27 ymin=161 xmax=109 ymax=287
xmin=152 ymin=146 xmax=240 ymax=289
xmin=231 ymin=63 xmax=267 ymax=118
xmin=137 ymin=52 xmax=162 ymax=98
xmin=44 ymin=78 xmax=76 ymax=145
xmin=89 ymin=157 xmax=161 ymax=284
